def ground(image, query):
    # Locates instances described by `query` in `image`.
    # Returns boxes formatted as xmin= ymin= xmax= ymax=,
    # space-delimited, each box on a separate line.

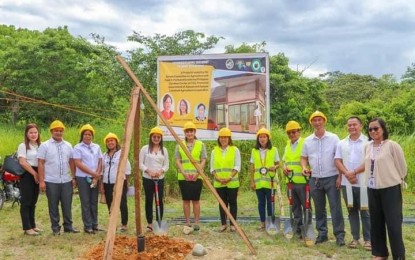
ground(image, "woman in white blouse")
xmin=139 ymin=127 xmax=169 ymax=232
xmin=101 ymin=133 xmax=131 ymax=232
xmin=17 ymin=123 xmax=41 ymax=236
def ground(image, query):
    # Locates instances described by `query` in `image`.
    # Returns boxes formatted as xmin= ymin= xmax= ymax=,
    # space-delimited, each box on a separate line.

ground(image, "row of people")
xmin=16 ymin=112 xmax=406 ymax=260
xmin=17 ymin=120 xmax=130 ymax=236
xmin=297 ymin=111 xmax=406 ymax=260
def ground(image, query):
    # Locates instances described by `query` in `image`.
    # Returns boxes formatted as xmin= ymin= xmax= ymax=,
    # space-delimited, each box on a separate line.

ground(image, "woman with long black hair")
xmin=18 ymin=123 xmax=41 ymax=236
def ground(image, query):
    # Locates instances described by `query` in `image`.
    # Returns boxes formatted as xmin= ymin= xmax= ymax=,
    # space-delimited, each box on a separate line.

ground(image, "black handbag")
xmin=3 ymin=152 xmax=25 ymax=176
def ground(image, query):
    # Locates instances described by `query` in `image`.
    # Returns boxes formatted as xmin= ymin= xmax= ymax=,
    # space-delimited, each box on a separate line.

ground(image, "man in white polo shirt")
xmin=38 ymin=120 xmax=79 ymax=235
xmin=301 ymin=111 xmax=345 ymax=246
xmin=335 ymin=116 xmax=371 ymax=250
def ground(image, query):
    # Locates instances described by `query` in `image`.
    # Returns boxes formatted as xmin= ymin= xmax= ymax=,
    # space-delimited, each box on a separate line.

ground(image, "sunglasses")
xmin=368 ymin=127 xmax=380 ymax=132
xmin=286 ymin=130 xmax=299 ymax=135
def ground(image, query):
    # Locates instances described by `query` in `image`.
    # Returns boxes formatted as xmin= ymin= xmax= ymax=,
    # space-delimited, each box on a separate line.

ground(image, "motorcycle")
xmin=0 ymin=163 xmax=21 ymax=209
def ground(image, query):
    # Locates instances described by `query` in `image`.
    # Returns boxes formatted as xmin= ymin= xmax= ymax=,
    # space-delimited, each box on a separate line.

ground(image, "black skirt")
xmin=178 ymin=179 xmax=202 ymax=200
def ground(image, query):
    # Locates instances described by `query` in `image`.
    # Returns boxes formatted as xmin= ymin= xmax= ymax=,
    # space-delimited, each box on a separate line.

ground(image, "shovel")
xmin=152 ymin=179 xmax=168 ymax=235
xmin=265 ymin=175 xmax=280 ymax=235
xmin=302 ymin=173 xmax=315 ymax=246
xmin=283 ymin=170 xmax=294 ymax=239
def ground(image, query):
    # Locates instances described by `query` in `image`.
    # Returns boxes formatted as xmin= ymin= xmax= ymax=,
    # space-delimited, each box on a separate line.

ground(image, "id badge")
xmin=259 ymin=167 xmax=268 ymax=176
xmin=368 ymin=177 xmax=376 ymax=189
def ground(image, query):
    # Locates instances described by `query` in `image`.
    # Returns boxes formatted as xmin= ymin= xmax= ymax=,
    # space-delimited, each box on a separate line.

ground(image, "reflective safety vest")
xmin=178 ymin=140 xmax=203 ymax=180
xmin=284 ymin=137 xmax=306 ymax=184
xmin=212 ymin=146 xmax=239 ymax=188
xmin=252 ymin=147 xmax=278 ymax=189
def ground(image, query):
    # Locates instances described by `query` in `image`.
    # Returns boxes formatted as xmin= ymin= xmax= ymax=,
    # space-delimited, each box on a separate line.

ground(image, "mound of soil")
xmin=83 ymin=235 xmax=193 ymax=260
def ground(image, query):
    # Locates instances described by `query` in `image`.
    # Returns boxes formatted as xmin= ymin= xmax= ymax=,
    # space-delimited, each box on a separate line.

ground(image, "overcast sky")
xmin=1 ymin=0 xmax=414 ymax=79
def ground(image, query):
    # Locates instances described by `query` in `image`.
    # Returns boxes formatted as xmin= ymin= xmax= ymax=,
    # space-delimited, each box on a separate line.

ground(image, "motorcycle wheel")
xmin=0 ymin=190 xmax=5 ymax=209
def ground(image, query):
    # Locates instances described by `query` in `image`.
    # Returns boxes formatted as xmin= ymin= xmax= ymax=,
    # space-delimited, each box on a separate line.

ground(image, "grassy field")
xmin=1 ymin=188 xmax=415 ymax=259
xmin=1 ymin=124 xmax=415 ymax=259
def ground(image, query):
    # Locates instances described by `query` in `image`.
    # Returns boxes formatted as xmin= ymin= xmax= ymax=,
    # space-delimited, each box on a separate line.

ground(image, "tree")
xmin=224 ymin=41 xmax=267 ymax=53
xmin=401 ymin=62 xmax=415 ymax=84
xmin=0 ymin=25 xmax=129 ymax=126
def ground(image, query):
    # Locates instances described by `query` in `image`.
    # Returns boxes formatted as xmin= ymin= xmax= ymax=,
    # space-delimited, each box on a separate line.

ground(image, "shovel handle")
xmin=305 ymin=182 xmax=310 ymax=209
xmin=287 ymin=182 xmax=293 ymax=205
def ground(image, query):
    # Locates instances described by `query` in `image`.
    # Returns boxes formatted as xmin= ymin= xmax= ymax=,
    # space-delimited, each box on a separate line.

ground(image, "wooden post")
xmin=115 ymin=56 xmax=257 ymax=255
xmin=103 ymin=87 xmax=140 ymax=259
xmin=133 ymin=91 xmax=143 ymax=235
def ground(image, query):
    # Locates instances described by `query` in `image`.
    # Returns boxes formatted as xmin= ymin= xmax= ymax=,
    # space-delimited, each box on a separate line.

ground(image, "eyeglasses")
xmin=286 ymin=130 xmax=299 ymax=135
xmin=152 ymin=135 xmax=161 ymax=139
xmin=368 ymin=127 xmax=380 ymax=132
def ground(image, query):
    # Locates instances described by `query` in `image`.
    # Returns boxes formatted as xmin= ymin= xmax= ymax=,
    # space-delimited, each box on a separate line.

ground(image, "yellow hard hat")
xmin=149 ymin=126 xmax=163 ymax=136
xmin=104 ymin=132 xmax=119 ymax=144
xmin=309 ymin=111 xmax=327 ymax=124
xmin=183 ymin=121 xmax=196 ymax=131
xmin=218 ymin=127 xmax=232 ymax=137
xmin=79 ymin=124 xmax=95 ymax=135
xmin=256 ymin=127 xmax=271 ymax=139
xmin=285 ymin=121 xmax=301 ymax=132
xmin=49 ymin=120 xmax=65 ymax=130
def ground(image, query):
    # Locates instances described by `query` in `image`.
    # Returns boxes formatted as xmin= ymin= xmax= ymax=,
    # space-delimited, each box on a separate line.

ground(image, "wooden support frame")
xmin=103 ymin=56 xmax=257 ymax=259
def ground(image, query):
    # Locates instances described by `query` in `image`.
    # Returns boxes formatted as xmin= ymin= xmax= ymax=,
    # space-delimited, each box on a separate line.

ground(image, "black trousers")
xmin=104 ymin=181 xmax=128 ymax=226
xmin=20 ymin=169 xmax=39 ymax=230
xmin=216 ymin=187 xmax=238 ymax=226
xmin=142 ymin=178 xmax=164 ymax=224
xmin=369 ymin=184 xmax=405 ymax=259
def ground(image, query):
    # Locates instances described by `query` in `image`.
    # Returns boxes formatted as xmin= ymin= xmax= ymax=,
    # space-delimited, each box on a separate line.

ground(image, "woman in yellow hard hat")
xmin=250 ymin=127 xmax=280 ymax=230
xmin=73 ymin=124 xmax=103 ymax=234
xmin=210 ymin=127 xmax=241 ymax=232
xmin=139 ymin=127 xmax=169 ymax=232
xmin=175 ymin=121 xmax=207 ymax=231
xmin=101 ymin=133 xmax=131 ymax=232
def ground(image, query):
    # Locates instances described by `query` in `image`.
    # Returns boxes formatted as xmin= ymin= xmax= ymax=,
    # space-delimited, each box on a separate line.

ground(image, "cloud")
xmin=1 ymin=0 xmax=414 ymax=78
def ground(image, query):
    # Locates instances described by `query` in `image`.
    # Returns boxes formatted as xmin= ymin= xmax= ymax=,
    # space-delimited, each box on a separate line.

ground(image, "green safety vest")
xmin=212 ymin=146 xmax=239 ymax=188
xmin=178 ymin=140 xmax=203 ymax=180
xmin=252 ymin=147 xmax=278 ymax=189
xmin=284 ymin=137 xmax=306 ymax=184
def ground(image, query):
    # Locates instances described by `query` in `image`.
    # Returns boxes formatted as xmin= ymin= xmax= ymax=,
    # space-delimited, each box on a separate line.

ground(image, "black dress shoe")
xmin=336 ymin=237 xmax=345 ymax=246
xmin=52 ymin=231 xmax=61 ymax=236
xmin=93 ymin=227 xmax=105 ymax=232
xmin=84 ymin=229 xmax=95 ymax=234
xmin=315 ymin=236 xmax=328 ymax=244
xmin=64 ymin=228 xmax=80 ymax=233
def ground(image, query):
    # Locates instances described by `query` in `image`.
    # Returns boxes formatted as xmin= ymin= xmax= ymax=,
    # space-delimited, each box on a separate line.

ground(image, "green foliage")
xmin=401 ymin=62 xmax=415 ymax=84
xmin=0 ymin=25 xmax=131 ymax=127
xmin=1 ymin=25 xmax=414 ymax=138
xmin=224 ymin=41 xmax=267 ymax=53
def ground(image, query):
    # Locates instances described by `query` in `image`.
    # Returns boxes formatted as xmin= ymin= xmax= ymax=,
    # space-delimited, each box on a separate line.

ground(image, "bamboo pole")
xmin=115 ymin=55 xmax=257 ymax=255
xmin=103 ymin=87 xmax=140 ymax=259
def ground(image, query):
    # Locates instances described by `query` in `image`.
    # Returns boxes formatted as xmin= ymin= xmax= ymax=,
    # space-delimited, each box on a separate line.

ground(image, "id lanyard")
xmin=259 ymin=149 xmax=268 ymax=177
xmin=369 ymin=141 xmax=383 ymax=188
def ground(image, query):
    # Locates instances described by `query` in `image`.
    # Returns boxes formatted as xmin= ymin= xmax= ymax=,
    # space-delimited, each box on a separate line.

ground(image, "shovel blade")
xmin=153 ymin=220 xmax=168 ymax=235
xmin=283 ymin=219 xmax=293 ymax=239
xmin=265 ymin=216 xmax=280 ymax=235
xmin=302 ymin=209 xmax=315 ymax=246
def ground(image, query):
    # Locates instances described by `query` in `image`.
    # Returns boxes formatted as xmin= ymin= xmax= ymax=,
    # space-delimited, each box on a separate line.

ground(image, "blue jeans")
xmin=310 ymin=176 xmax=345 ymax=239
xmin=255 ymin=188 xmax=272 ymax=222
xmin=341 ymin=186 xmax=370 ymax=241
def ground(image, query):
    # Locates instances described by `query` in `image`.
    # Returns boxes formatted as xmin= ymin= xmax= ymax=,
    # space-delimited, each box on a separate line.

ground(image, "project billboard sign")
xmin=157 ymin=53 xmax=270 ymax=140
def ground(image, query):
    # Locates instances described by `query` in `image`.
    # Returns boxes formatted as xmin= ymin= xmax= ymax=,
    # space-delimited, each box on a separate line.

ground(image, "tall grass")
xmin=1 ymin=123 xmax=414 ymax=193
